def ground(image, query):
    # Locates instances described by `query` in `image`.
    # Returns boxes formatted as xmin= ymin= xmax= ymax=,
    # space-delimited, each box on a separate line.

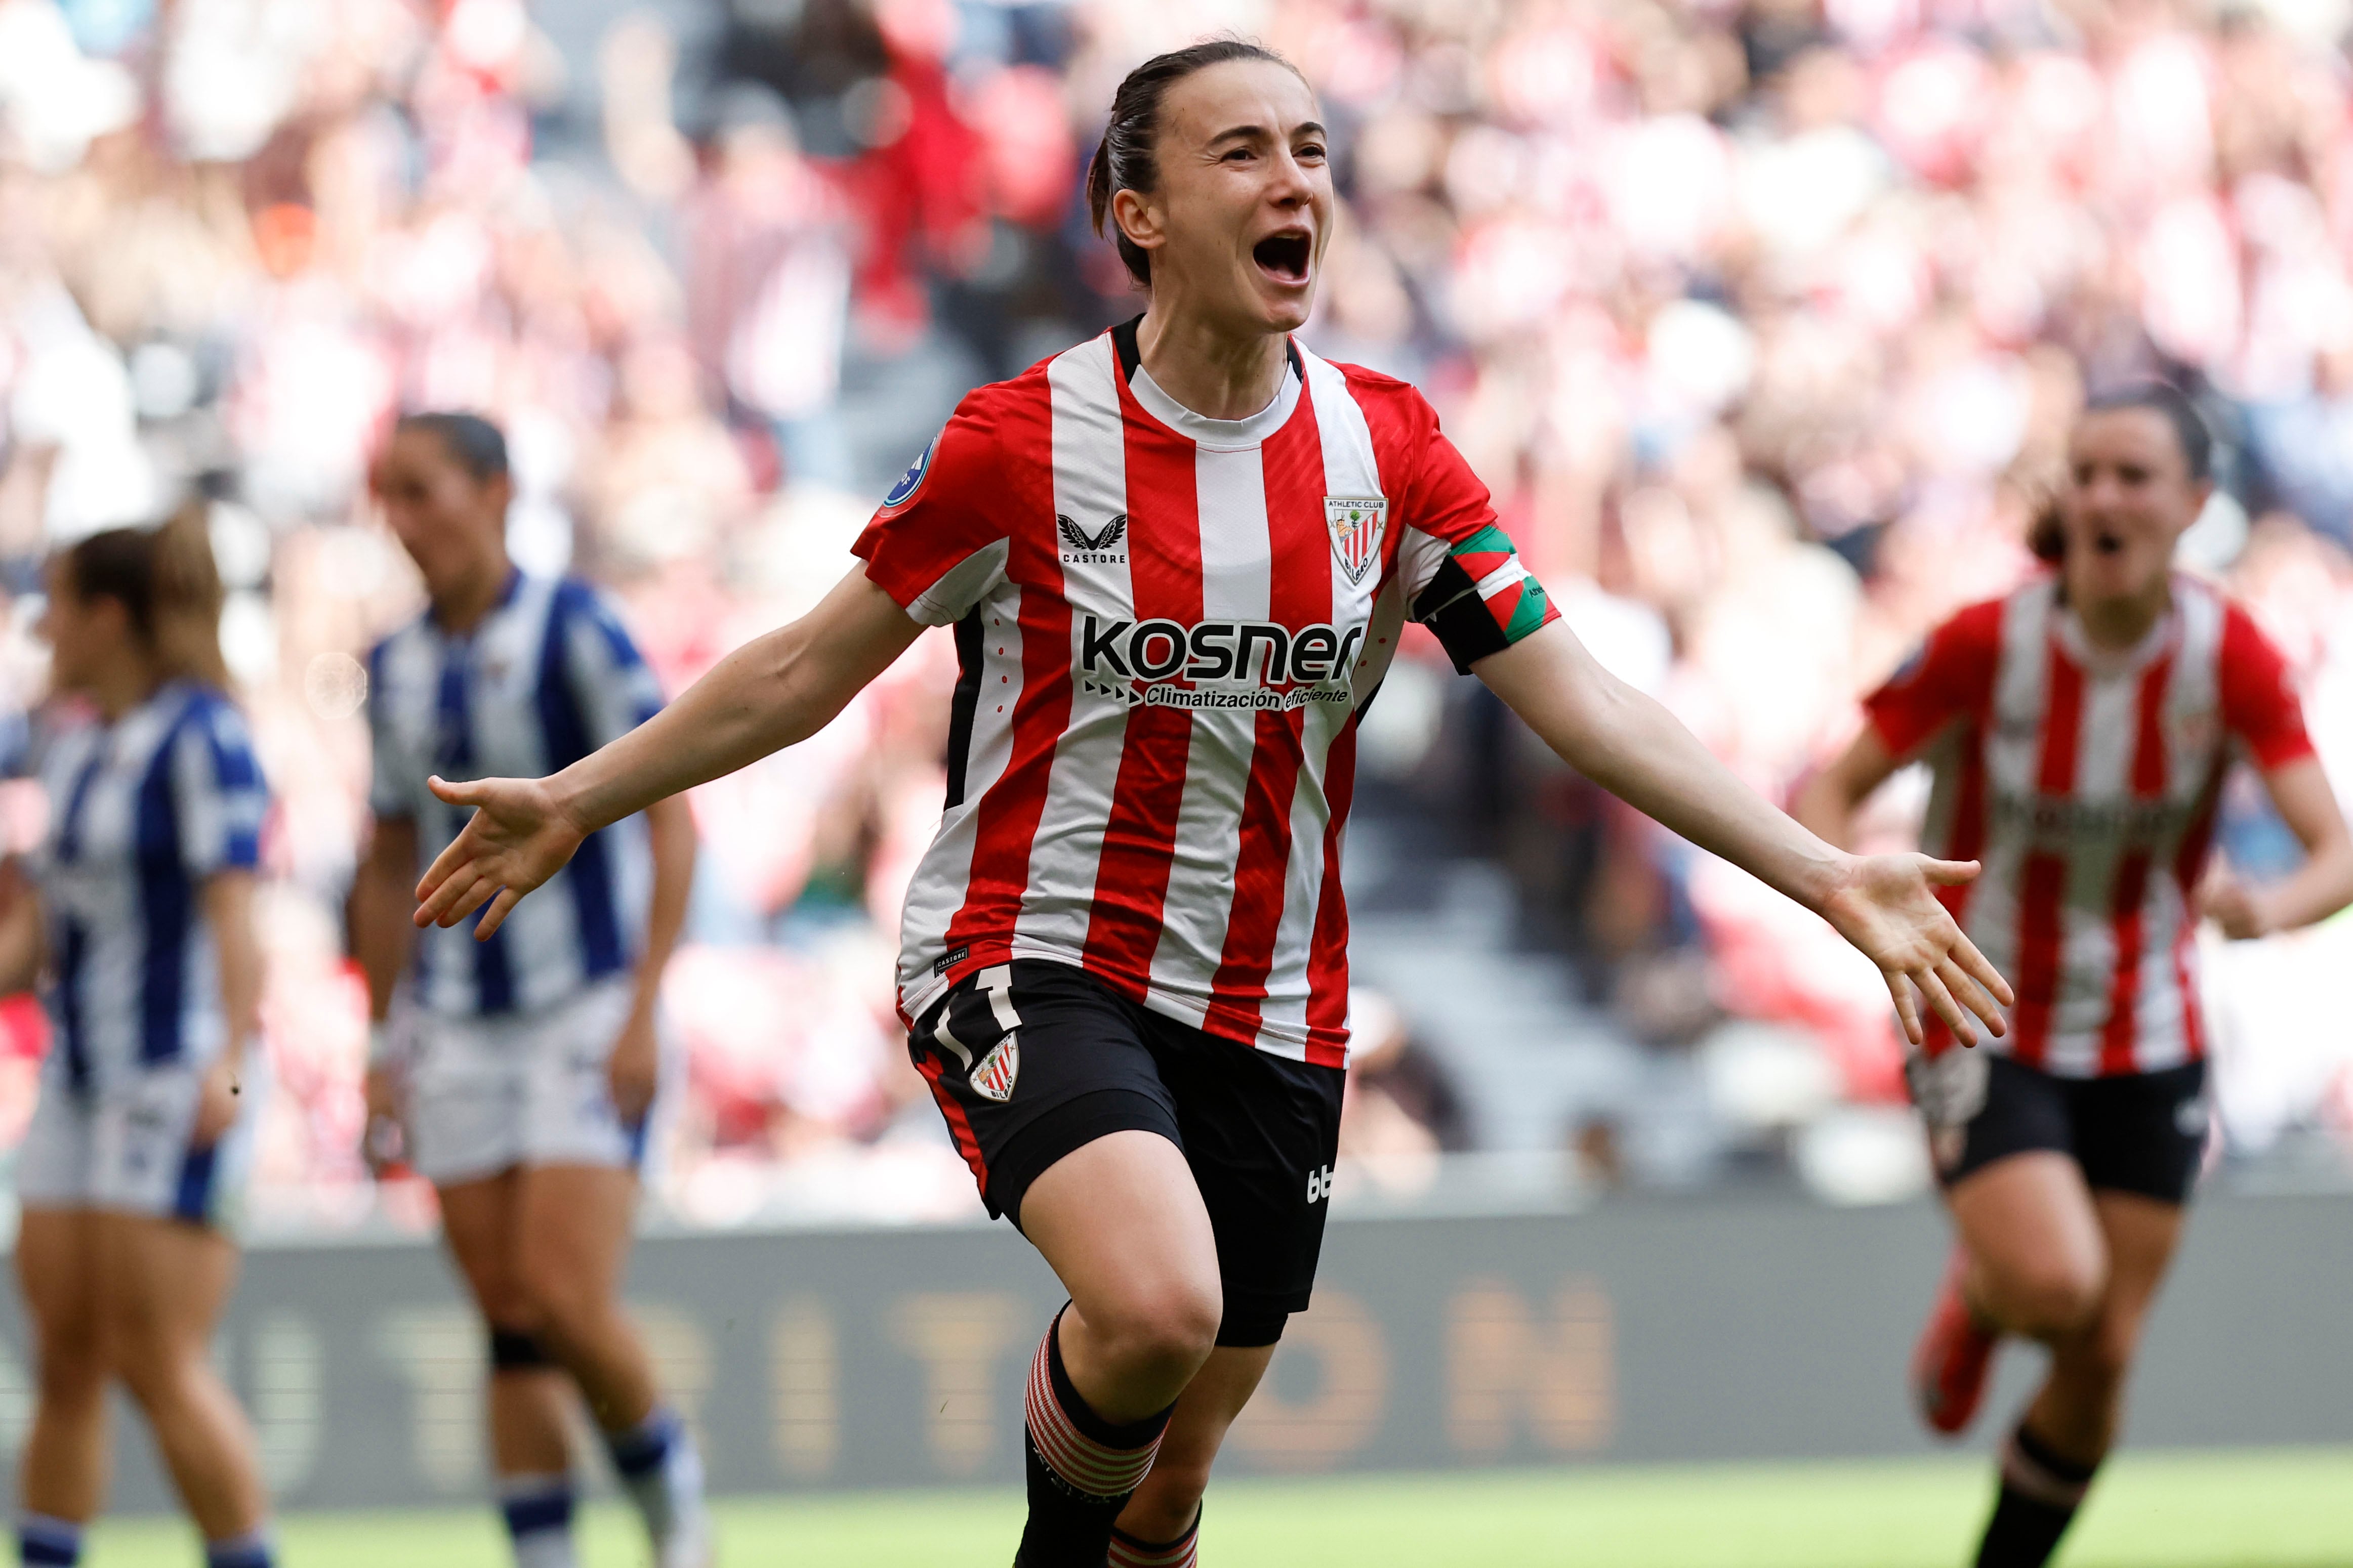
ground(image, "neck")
xmin=432 ymin=556 xmax=513 ymax=636
xmin=2069 ymin=570 xmax=2172 ymax=652
xmin=1134 ymin=301 xmax=1289 ymax=421
xmin=87 ymin=657 xmax=161 ymax=722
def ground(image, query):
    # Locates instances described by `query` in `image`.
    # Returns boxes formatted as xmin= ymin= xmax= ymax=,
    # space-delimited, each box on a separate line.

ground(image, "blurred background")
xmin=5 ymin=0 xmax=2353 ymax=1550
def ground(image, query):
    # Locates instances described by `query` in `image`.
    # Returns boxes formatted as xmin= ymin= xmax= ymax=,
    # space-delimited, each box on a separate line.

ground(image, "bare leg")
xmin=93 ymin=1213 xmax=268 ymax=1541
xmin=14 ymin=1208 xmax=111 ymax=1524
xmin=509 ymin=1165 xmax=658 ymax=1431
xmin=2021 ymin=1192 xmax=2185 ymax=1463
xmin=438 ymin=1172 xmax=575 ymax=1477
xmin=1946 ymin=1152 xmax=2108 ymax=1341
xmin=1114 ymin=1344 xmax=1276 ymax=1544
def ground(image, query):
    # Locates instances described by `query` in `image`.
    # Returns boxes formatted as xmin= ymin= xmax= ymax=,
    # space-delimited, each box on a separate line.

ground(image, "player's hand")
xmin=1819 ymin=853 xmax=2015 ymax=1048
xmin=2197 ymin=874 xmax=2274 ymax=941
xmin=362 ymin=1063 xmax=408 ymax=1176
xmin=607 ymin=1004 xmax=659 ymax=1127
xmin=191 ymin=1053 xmax=243 ymax=1149
xmin=414 ymin=774 xmax=586 ymax=939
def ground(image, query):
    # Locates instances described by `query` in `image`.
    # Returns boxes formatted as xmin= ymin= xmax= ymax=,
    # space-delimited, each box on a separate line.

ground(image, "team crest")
xmin=970 ymin=1035 xmax=1020 ymax=1102
xmin=883 ymin=433 xmax=938 ymax=509
xmin=1325 ymin=496 xmax=1387 ymax=587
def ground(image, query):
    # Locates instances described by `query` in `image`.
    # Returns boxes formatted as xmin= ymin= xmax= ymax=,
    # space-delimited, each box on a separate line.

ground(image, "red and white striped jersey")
xmin=854 ymin=322 xmax=1558 ymax=1066
xmin=1864 ymin=574 xmax=2315 ymax=1077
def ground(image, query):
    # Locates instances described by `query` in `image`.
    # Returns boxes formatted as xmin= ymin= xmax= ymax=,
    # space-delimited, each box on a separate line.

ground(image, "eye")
xmin=1298 ymin=142 xmax=1327 ymax=161
xmin=1223 ymin=146 xmax=1254 ymax=162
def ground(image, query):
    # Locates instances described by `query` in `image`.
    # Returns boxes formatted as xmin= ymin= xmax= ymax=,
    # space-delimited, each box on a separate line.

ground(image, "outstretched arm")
xmin=416 ymin=568 xmax=922 ymax=937
xmin=2200 ymin=755 xmax=2353 ymax=938
xmin=1474 ymin=620 xmax=2012 ymax=1046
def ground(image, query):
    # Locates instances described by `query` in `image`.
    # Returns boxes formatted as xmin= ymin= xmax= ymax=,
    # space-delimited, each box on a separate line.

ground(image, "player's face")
xmin=371 ymin=428 xmax=511 ymax=602
xmin=36 ymin=560 xmax=129 ymax=694
xmin=1126 ymin=60 xmax=1332 ymax=334
xmin=2059 ymin=408 xmax=2209 ymax=607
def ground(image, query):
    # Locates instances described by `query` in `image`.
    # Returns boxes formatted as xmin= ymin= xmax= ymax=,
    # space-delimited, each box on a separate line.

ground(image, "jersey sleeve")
xmin=171 ymin=696 xmax=268 ymax=878
xmin=365 ymin=641 xmax=416 ymax=821
xmin=1862 ymin=603 xmax=2003 ymax=758
xmin=2219 ymin=604 xmax=2318 ymax=770
xmin=1391 ymin=394 xmax=1559 ymax=674
xmin=852 ymin=404 xmax=1012 ymax=627
xmin=558 ymin=583 xmax=666 ymax=748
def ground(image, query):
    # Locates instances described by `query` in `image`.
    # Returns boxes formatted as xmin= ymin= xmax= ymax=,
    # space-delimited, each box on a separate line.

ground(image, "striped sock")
xmin=498 ymin=1473 xmax=578 ymax=1568
xmin=202 ymin=1529 xmax=273 ymax=1568
xmin=17 ymin=1513 xmax=81 ymax=1566
xmin=1016 ymin=1310 xmax=1174 ymax=1567
xmin=1108 ymin=1507 xmax=1201 ymax=1568
xmin=1974 ymin=1421 xmax=2100 ymax=1568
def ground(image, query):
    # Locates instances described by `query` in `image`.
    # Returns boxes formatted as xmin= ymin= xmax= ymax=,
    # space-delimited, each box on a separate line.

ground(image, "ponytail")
xmin=61 ymin=503 xmax=231 ymax=689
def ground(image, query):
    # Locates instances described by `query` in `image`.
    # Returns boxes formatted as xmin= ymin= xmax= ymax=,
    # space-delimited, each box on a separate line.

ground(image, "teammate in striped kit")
xmin=412 ymin=44 xmax=2009 ymax=1566
xmin=351 ymin=415 xmax=707 ymax=1568
xmin=1799 ymin=385 xmax=2353 ymax=1568
xmin=1 ymin=514 xmax=277 ymax=1568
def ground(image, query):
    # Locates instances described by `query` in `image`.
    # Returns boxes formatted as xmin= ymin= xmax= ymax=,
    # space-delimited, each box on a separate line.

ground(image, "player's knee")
xmin=33 ymin=1326 xmax=107 ymax=1400
xmin=1091 ymin=1284 xmax=1222 ymax=1386
xmin=2001 ymin=1260 xmax=2104 ymax=1340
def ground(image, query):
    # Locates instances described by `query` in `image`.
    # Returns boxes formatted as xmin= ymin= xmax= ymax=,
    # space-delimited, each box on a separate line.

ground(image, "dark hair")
xmin=61 ymin=503 xmax=229 ymax=687
xmin=2083 ymin=382 xmax=2214 ymax=482
xmin=2033 ymin=382 xmax=2216 ymax=564
xmin=395 ymin=411 xmax=509 ymax=483
xmin=1087 ymin=39 xmax=1306 ymax=288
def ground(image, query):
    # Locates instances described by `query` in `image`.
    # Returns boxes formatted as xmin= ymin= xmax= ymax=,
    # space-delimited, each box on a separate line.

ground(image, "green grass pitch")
xmin=78 ymin=1448 xmax=2353 ymax=1566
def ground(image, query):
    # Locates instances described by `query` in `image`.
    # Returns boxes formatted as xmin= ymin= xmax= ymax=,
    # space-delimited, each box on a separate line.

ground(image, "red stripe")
xmin=942 ymin=371 xmax=1067 ymax=967
xmin=1302 ymin=715 xmax=1360 ymax=1068
xmin=1920 ymin=648 xmax=1997 ymax=1058
xmin=2010 ymin=638 xmax=2084 ymax=1070
xmin=915 ymin=1052 xmax=988 ymax=1196
xmin=2172 ymin=779 xmax=2221 ymax=1064
xmin=2098 ymin=653 xmax=2175 ymax=1075
xmin=1080 ymin=381 xmax=1204 ymax=989
xmin=1203 ymin=393 xmax=1330 ymax=1043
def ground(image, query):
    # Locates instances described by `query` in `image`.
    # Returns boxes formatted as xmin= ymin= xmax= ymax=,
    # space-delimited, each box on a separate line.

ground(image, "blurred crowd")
xmin=2 ymin=0 xmax=2352 ymax=1227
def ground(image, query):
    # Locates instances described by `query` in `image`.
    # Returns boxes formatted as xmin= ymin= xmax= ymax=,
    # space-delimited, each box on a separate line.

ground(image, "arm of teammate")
xmin=607 ymin=793 xmax=694 ymax=1125
xmin=2199 ymin=756 xmax=2353 ymax=939
xmin=1474 ymin=622 xmax=2013 ymax=1047
xmin=417 ymin=568 xmax=922 ymax=937
xmin=350 ymin=814 xmax=420 ymax=1170
xmin=0 ymin=862 xmax=42 ymax=995
xmin=1791 ymin=727 xmax=1904 ymax=851
xmin=194 ymin=870 xmax=263 ymax=1146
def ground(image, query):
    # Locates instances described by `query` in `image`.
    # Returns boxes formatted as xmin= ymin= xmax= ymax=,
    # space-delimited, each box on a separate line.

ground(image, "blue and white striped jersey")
xmin=368 ymin=573 xmax=665 ymax=1018
xmin=27 ymin=683 xmax=268 ymax=1092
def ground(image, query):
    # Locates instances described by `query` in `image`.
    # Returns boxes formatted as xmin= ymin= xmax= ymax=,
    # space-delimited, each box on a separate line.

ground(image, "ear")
xmin=1110 ymin=185 xmax=1166 ymax=260
xmin=483 ymin=471 xmax=517 ymax=521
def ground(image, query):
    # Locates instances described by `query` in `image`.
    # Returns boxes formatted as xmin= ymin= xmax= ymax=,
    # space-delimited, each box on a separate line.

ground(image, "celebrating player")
xmin=410 ymin=43 xmax=2009 ymax=1568
xmin=1798 ymin=384 xmax=2353 ymax=1568
xmin=1 ymin=512 xmax=277 ymax=1568
xmin=350 ymin=414 xmax=707 ymax=1568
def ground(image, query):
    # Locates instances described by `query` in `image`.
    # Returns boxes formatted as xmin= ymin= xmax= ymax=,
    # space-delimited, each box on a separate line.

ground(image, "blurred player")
xmin=407 ymin=44 xmax=2010 ymax=1568
xmin=0 ymin=512 xmax=276 ymax=1568
xmin=350 ymin=415 xmax=705 ymax=1568
xmin=1798 ymin=384 xmax=2353 ymax=1568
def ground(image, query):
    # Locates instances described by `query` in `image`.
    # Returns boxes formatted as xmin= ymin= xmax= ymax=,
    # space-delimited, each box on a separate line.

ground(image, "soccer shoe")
xmin=656 ymin=1516 xmax=715 ymax=1568
xmin=1911 ymin=1246 xmax=1998 ymax=1436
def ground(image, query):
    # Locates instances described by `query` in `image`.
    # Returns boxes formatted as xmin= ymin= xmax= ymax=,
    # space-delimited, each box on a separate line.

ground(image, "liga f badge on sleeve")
xmin=1325 ymin=495 xmax=1387 ymax=587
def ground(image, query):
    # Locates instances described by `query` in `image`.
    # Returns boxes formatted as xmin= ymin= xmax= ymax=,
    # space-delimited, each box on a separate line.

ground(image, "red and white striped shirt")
xmin=854 ymin=322 xmax=1558 ymax=1066
xmin=1864 ymin=574 xmax=2315 ymax=1077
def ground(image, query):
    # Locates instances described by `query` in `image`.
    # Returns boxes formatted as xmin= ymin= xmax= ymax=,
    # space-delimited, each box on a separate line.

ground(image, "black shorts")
xmin=1912 ymin=1049 xmax=2210 ymax=1205
xmin=911 ymin=959 xmax=1345 ymax=1346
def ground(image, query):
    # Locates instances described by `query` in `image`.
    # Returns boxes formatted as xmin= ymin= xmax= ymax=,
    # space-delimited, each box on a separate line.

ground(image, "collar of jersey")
xmin=1112 ymin=317 xmax=1304 ymax=450
xmin=2051 ymin=581 xmax=2181 ymax=675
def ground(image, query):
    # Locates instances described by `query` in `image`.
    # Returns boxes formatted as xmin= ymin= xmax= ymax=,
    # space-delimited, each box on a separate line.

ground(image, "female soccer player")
xmin=414 ymin=43 xmax=2009 ymax=1567
xmin=1 ymin=512 xmax=276 ymax=1568
xmin=350 ymin=414 xmax=706 ymax=1568
xmin=1798 ymin=384 xmax=2353 ymax=1568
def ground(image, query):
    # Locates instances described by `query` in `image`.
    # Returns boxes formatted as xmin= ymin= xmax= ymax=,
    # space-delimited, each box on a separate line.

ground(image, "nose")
xmin=1266 ymin=144 xmax=1314 ymax=209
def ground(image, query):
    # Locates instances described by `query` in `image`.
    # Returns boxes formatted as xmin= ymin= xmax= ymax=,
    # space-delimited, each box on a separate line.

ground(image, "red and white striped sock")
xmin=1107 ymin=1510 xmax=1201 ymax=1568
xmin=1023 ymin=1312 xmax=1170 ymax=1500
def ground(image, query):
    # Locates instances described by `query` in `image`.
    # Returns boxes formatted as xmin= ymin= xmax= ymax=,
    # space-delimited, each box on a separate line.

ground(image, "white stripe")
xmin=1965 ymin=580 xmax=2056 ymax=1003
xmin=2046 ymin=664 xmax=2136 ymax=1072
xmin=1011 ymin=336 xmax=1133 ymax=961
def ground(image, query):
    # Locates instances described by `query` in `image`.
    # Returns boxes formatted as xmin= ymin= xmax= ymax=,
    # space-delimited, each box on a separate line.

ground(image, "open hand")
xmin=414 ymin=775 xmax=585 ymax=939
xmin=1819 ymin=854 xmax=2015 ymax=1048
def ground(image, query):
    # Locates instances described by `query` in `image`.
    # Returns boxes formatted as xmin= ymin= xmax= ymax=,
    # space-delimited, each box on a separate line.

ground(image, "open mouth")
xmin=2093 ymin=529 xmax=2123 ymax=556
xmin=1253 ymin=230 xmax=1312 ymax=284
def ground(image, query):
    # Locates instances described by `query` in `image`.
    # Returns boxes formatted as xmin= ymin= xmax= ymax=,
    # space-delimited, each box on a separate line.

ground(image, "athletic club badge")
xmin=1325 ymin=496 xmax=1387 ymax=587
xmin=970 ymin=1035 xmax=1020 ymax=1103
